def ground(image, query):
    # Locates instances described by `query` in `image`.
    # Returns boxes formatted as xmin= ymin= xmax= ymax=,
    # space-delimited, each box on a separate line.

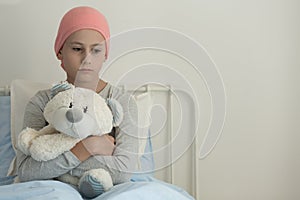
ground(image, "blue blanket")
xmin=0 ymin=179 xmax=194 ymax=200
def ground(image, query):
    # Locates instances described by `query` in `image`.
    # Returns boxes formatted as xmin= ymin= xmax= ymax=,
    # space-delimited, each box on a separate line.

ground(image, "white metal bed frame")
xmin=122 ymin=84 xmax=199 ymax=199
xmin=0 ymin=84 xmax=199 ymax=200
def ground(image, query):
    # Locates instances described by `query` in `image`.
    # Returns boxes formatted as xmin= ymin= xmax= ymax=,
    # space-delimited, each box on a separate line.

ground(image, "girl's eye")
xmin=72 ymin=47 xmax=82 ymax=52
xmin=92 ymin=48 xmax=102 ymax=54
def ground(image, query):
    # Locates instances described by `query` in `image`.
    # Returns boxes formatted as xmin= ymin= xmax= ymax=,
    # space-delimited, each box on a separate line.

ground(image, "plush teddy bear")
xmin=17 ymin=82 xmax=123 ymax=198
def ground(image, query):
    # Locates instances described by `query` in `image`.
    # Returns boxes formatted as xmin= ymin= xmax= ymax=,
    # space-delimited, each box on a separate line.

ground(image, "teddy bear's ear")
xmin=106 ymin=98 xmax=124 ymax=127
xmin=51 ymin=81 xmax=72 ymax=98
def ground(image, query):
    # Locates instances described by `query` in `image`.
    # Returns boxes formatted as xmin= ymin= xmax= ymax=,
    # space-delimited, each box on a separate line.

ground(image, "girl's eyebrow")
xmin=91 ymin=43 xmax=104 ymax=47
xmin=69 ymin=42 xmax=104 ymax=47
xmin=69 ymin=41 xmax=83 ymax=45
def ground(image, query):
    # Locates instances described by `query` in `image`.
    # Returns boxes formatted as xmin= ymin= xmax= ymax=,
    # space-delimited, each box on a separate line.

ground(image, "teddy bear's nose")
xmin=66 ymin=108 xmax=83 ymax=123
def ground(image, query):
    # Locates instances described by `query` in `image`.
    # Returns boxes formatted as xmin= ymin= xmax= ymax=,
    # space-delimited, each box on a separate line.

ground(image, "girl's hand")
xmin=71 ymin=134 xmax=115 ymax=161
xmin=83 ymin=134 xmax=115 ymax=156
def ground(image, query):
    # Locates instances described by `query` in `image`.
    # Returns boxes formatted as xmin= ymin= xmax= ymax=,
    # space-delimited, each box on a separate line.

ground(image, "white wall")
xmin=1 ymin=0 xmax=299 ymax=199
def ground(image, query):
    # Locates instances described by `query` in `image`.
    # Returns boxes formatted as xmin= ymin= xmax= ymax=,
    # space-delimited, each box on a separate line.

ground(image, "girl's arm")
xmin=70 ymin=134 xmax=115 ymax=161
xmin=17 ymin=149 xmax=81 ymax=182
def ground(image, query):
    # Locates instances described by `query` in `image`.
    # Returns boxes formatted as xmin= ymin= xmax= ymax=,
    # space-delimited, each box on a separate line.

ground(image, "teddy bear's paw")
xmin=51 ymin=81 xmax=72 ymax=98
xmin=29 ymin=134 xmax=80 ymax=161
xmin=78 ymin=168 xmax=113 ymax=199
xmin=17 ymin=127 xmax=40 ymax=155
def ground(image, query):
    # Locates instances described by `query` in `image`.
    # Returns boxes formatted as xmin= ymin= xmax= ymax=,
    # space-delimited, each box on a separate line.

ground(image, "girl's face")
xmin=58 ymin=29 xmax=106 ymax=88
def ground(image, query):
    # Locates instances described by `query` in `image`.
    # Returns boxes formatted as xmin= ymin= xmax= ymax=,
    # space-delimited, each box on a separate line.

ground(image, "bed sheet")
xmin=0 ymin=179 xmax=194 ymax=200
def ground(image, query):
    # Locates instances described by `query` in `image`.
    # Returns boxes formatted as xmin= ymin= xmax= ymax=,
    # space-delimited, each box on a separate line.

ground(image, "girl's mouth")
xmin=78 ymin=68 xmax=93 ymax=72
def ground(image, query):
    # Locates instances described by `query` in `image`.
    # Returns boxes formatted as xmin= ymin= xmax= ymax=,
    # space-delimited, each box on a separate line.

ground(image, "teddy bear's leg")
xmin=78 ymin=168 xmax=113 ymax=199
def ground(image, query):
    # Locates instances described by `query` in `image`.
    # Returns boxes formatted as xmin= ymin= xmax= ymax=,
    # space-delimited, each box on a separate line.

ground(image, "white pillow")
xmin=8 ymin=79 xmax=51 ymax=176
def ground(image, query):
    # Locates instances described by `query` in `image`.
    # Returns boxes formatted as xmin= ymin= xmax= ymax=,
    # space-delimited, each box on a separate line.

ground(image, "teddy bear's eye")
xmin=83 ymin=106 xmax=88 ymax=113
xmin=69 ymin=102 xmax=73 ymax=108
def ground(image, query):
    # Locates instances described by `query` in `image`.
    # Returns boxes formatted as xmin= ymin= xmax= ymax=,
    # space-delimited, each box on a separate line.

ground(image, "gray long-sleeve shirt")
xmin=16 ymin=83 xmax=139 ymax=184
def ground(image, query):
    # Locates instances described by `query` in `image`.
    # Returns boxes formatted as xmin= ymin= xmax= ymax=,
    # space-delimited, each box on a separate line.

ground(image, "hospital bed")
xmin=0 ymin=79 xmax=198 ymax=200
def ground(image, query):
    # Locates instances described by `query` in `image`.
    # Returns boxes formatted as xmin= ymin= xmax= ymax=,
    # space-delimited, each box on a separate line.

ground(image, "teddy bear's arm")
xmin=17 ymin=125 xmax=58 ymax=155
xmin=29 ymin=133 xmax=80 ymax=162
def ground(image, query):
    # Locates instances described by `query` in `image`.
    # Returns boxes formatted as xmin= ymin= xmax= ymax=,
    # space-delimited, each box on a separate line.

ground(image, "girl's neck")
xmin=67 ymin=79 xmax=107 ymax=93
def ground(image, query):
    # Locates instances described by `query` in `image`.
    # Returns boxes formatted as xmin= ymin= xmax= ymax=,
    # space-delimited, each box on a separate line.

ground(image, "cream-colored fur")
xmin=17 ymin=125 xmax=57 ymax=156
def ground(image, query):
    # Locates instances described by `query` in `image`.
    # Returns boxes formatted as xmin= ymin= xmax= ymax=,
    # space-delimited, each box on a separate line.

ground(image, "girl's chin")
xmin=74 ymin=75 xmax=99 ymax=88
xmin=76 ymin=72 xmax=98 ymax=79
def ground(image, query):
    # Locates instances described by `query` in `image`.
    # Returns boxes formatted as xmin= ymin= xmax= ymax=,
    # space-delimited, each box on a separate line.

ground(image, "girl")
xmin=16 ymin=6 xmax=138 ymax=198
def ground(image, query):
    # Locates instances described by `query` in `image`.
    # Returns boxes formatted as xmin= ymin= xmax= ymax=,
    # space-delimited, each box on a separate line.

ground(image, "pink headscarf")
xmin=54 ymin=6 xmax=110 ymax=59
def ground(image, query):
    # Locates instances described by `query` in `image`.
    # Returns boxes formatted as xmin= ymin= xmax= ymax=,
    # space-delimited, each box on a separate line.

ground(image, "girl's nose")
xmin=82 ymin=51 xmax=92 ymax=65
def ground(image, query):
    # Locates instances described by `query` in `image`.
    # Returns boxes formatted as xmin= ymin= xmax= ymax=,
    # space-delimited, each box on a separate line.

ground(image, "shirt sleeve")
xmin=70 ymin=92 xmax=139 ymax=184
xmin=16 ymin=91 xmax=81 ymax=182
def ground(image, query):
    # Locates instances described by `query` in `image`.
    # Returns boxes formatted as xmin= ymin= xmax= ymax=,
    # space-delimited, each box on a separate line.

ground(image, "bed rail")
xmin=124 ymin=84 xmax=199 ymax=199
